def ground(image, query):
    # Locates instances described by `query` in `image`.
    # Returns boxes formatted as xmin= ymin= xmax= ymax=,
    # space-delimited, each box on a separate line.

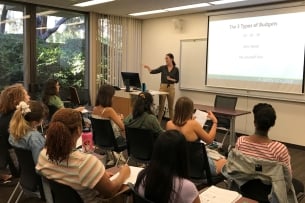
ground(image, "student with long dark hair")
xmin=124 ymin=92 xmax=163 ymax=135
xmin=144 ymin=53 xmax=179 ymax=122
xmin=135 ymin=130 xmax=200 ymax=203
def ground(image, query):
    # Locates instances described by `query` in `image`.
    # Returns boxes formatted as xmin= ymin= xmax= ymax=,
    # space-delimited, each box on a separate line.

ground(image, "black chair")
xmin=214 ymin=95 xmax=237 ymax=129
xmin=48 ymin=179 xmax=83 ymax=203
xmin=186 ymin=142 xmax=223 ymax=190
xmin=69 ymin=86 xmax=81 ymax=107
xmin=90 ymin=117 xmax=127 ymax=166
xmin=47 ymin=105 xmax=59 ymax=121
xmin=125 ymin=127 xmax=156 ymax=165
xmin=128 ymin=183 xmax=154 ymax=203
xmin=8 ymin=148 xmax=45 ymax=203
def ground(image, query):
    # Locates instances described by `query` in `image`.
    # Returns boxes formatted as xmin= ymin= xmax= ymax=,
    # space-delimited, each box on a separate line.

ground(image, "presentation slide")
xmin=207 ymin=8 xmax=305 ymax=94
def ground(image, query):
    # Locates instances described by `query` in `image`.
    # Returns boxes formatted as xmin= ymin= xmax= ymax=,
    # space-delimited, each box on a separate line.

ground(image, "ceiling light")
xmin=73 ymin=0 xmax=114 ymax=7
xmin=209 ymin=0 xmax=247 ymax=5
xmin=129 ymin=10 xmax=167 ymax=16
xmin=166 ymin=3 xmax=211 ymax=11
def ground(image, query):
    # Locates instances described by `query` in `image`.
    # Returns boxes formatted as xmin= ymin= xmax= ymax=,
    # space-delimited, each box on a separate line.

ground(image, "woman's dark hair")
xmin=173 ymin=97 xmax=194 ymax=127
xmin=45 ymin=108 xmax=82 ymax=163
xmin=135 ymin=130 xmax=188 ymax=203
xmin=166 ymin=53 xmax=176 ymax=67
xmin=95 ymin=84 xmax=115 ymax=107
xmin=132 ymin=92 xmax=153 ymax=118
xmin=42 ymin=79 xmax=59 ymax=105
xmin=253 ymin=103 xmax=276 ymax=133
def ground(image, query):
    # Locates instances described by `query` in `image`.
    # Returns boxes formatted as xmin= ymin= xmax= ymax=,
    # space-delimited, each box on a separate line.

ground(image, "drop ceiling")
xmin=10 ymin=0 xmax=304 ymax=19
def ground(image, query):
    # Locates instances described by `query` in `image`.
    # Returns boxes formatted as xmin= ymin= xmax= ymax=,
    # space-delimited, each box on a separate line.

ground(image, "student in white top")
xmin=135 ymin=130 xmax=200 ymax=203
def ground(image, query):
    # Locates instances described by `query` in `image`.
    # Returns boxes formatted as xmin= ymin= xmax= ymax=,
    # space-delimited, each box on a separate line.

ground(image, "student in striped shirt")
xmin=36 ymin=108 xmax=130 ymax=203
xmin=235 ymin=103 xmax=291 ymax=173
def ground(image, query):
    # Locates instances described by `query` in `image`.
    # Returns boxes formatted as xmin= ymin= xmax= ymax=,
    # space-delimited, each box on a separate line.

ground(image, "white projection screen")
xmin=206 ymin=6 xmax=305 ymax=94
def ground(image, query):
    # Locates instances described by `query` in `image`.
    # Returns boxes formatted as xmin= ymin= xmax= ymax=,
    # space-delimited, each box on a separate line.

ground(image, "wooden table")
xmin=194 ymin=104 xmax=251 ymax=148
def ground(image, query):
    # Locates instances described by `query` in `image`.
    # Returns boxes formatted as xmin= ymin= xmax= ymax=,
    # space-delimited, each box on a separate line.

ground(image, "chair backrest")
xmin=214 ymin=95 xmax=237 ymax=110
xmin=90 ymin=117 xmax=117 ymax=149
xmin=47 ymin=105 xmax=59 ymax=121
xmin=14 ymin=148 xmax=44 ymax=194
xmin=125 ymin=127 xmax=156 ymax=162
xmin=69 ymin=86 xmax=81 ymax=106
xmin=186 ymin=142 xmax=212 ymax=185
xmin=48 ymin=179 xmax=83 ymax=203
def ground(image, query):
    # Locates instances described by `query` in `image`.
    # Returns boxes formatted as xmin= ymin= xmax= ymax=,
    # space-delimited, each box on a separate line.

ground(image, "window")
xmin=36 ymin=7 xmax=88 ymax=90
xmin=0 ymin=2 xmax=24 ymax=90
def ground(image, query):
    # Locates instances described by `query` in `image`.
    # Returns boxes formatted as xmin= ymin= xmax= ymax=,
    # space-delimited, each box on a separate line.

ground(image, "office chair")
xmin=69 ymin=86 xmax=81 ymax=107
xmin=90 ymin=118 xmax=127 ymax=166
xmin=7 ymin=148 xmax=45 ymax=203
xmin=127 ymin=183 xmax=154 ymax=203
xmin=186 ymin=141 xmax=223 ymax=190
xmin=48 ymin=179 xmax=84 ymax=203
xmin=223 ymin=149 xmax=303 ymax=203
xmin=125 ymin=127 xmax=156 ymax=166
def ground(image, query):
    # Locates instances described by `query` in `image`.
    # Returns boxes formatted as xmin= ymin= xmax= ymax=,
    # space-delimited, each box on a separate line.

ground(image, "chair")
xmin=125 ymin=127 xmax=156 ymax=165
xmin=90 ymin=117 xmax=127 ymax=166
xmin=186 ymin=142 xmax=223 ymax=190
xmin=48 ymin=179 xmax=83 ymax=203
xmin=69 ymin=86 xmax=81 ymax=107
xmin=127 ymin=183 xmax=154 ymax=203
xmin=7 ymin=148 xmax=45 ymax=203
xmin=47 ymin=105 xmax=59 ymax=121
xmin=214 ymin=95 xmax=237 ymax=129
xmin=222 ymin=149 xmax=302 ymax=203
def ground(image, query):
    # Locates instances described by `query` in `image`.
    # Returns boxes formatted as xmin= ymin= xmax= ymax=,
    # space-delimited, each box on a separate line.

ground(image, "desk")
xmin=113 ymin=90 xmax=168 ymax=117
xmin=194 ymin=104 xmax=251 ymax=148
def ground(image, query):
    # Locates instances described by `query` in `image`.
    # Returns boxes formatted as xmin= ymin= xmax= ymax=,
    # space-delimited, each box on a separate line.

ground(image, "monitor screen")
xmin=121 ymin=72 xmax=141 ymax=88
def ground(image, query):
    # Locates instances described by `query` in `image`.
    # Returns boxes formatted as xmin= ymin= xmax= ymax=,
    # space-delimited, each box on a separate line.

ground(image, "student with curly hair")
xmin=0 ymin=84 xmax=30 ymax=180
xmin=36 ymin=108 xmax=130 ymax=202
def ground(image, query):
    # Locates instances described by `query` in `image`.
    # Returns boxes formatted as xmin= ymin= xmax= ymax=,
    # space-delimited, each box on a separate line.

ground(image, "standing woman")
xmin=0 ymin=84 xmax=31 ymax=180
xmin=144 ymin=53 xmax=179 ymax=123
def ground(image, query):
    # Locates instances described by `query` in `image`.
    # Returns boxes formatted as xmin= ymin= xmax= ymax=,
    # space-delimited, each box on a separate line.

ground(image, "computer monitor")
xmin=121 ymin=72 xmax=141 ymax=89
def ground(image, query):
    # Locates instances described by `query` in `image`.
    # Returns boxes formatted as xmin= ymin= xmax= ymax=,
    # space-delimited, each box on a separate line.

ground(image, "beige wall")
xmin=141 ymin=12 xmax=305 ymax=146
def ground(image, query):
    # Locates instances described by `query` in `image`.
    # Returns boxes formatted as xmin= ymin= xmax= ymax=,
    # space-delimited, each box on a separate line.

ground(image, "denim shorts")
xmin=208 ymin=157 xmax=217 ymax=176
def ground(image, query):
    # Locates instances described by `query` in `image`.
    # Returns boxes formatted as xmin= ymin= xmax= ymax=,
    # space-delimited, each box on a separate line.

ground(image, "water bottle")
xmin=82 ymin=130 xmax=94 ymax=153
xmin=141 ymin=83 xmax=146 ymax=92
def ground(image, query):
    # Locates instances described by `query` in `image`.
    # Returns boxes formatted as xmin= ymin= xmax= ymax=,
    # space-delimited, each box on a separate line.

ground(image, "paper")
xmin=110 ymin=166 xmax=143 ymax=184
xmin=194 ymin=109 xmax=208 ymax=127
xmin=200 ymin=186 xmax=242 ymax=203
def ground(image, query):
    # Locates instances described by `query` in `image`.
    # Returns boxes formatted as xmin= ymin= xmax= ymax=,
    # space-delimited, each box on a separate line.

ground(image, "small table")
xmin=194 ymin=104 xmax=251 ymax=148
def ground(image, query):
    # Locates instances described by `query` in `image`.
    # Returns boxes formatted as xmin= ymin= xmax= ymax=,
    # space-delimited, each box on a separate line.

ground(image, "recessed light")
xmin=129 ymin=10 xmax=167 ymax=16
xmin=73 ymin=0 xmax=114 ymax=7
xmin=209 ymin=0 xmax=248 ymax=5
xmin=166 ymin=3 xmax=211 ymax=11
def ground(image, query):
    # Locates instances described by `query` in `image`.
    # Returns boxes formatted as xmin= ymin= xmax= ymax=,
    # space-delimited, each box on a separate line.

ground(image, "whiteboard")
xmin=179 ymin=38 xmax=305 ymax=103
xmin=180 ymin=39 xmax=207 ymax=90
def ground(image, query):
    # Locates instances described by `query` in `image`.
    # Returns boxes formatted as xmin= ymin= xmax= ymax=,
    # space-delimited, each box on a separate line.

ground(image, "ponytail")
xmin=9 ymin=109 xmax=31 ymax=140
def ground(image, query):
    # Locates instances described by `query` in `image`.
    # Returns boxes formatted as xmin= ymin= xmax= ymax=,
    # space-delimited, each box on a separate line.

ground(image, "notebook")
xmin=200 ymin=186 xmax=242 ymax=203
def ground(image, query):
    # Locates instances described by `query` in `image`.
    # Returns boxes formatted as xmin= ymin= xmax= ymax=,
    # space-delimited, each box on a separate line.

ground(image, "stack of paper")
xmin=200 ymin=186 xmax=242 ymax=203
xmin=193 ymin=109 xmax=208 ymax=127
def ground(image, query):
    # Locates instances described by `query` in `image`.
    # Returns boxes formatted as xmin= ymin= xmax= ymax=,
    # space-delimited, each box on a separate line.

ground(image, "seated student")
xmin=166 ymin=97 xmax=226 ymax=175
xmin=235 ymin=103 xmax=291 ymax=172
xmin=42 ymin=79 xmax=83 ymax=114
xmin=92 ymin=84 xmax=125 ymax=144
xmin=135 ymin=130 xmax=200 ymax=203
xmin=0 ymin=84 xmax=31 ymax=181
xmin=9 ymin=101 xmax=46 ymax=164
xmin=36 ymin=108 xmax=131 ymax=202
xmin=222 ymin=103 xmax=298 ymax=202
xmin=124 ymin=92 xmax=164 ymax=135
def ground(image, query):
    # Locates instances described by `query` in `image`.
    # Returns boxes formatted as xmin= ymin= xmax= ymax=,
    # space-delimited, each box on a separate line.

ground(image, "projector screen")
xmin=207 ymin=7 xmax=305 ymax=94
